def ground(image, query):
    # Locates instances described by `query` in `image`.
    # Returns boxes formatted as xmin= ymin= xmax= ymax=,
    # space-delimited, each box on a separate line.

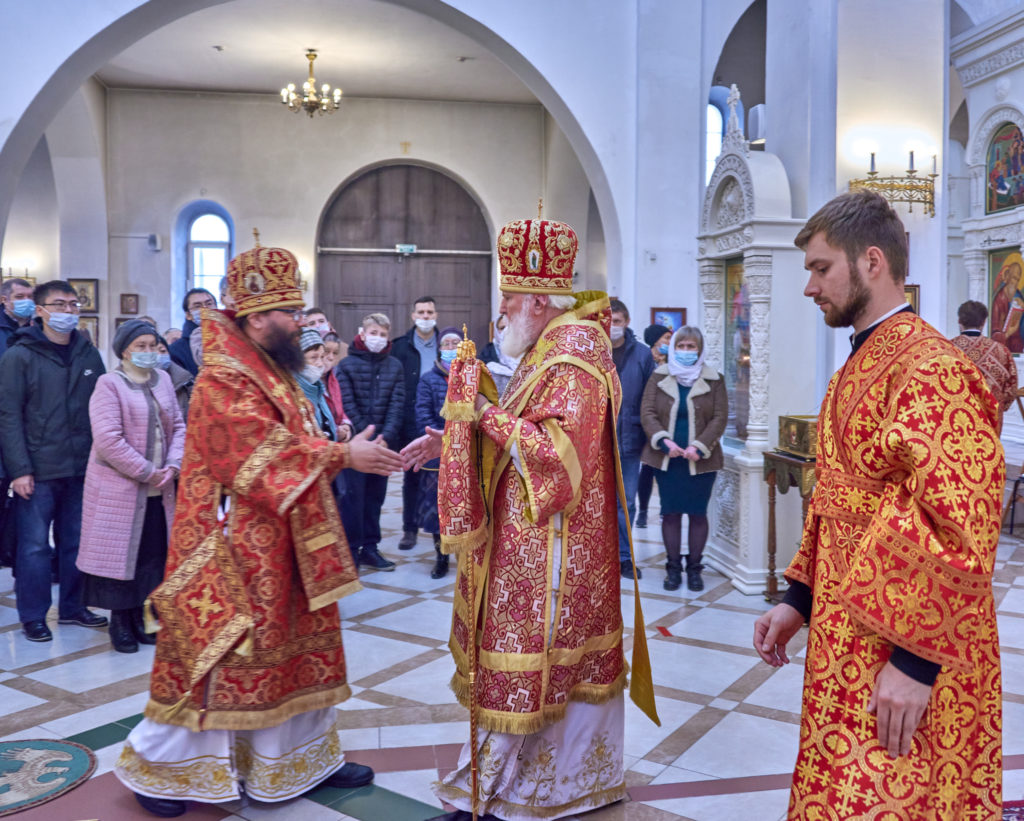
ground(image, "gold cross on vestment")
xmin=188 ymin=585 xmax=225 ymax=627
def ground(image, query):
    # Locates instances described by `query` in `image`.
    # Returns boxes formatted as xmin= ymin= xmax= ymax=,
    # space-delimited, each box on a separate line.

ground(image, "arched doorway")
xmin=316 ymin=164 xmax=492 ymax=343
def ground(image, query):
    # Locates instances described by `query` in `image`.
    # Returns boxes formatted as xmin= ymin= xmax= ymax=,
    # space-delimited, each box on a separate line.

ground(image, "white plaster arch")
xmin=0 ymin=0 xmax=626 ymax=290
xmin=966 ymin=103 xmax=1024 ymax=166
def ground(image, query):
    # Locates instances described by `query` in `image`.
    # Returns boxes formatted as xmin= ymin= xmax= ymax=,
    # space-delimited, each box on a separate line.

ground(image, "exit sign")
xmin=395 ymin=243 xmax=417 ymax=254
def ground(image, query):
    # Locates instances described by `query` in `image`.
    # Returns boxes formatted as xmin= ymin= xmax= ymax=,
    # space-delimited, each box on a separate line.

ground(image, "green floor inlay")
xmin=309 ymin=783 xmax=440 ymax=821
xmin=65 ymin=719 xmax=132 ymax=750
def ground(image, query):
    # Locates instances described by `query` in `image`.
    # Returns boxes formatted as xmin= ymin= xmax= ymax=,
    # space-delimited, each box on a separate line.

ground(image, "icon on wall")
xmin=120 ymin=293 xmax=139 ymax=315
xmin=650 ymin=307 xmax=687 ymax=331
xmin=68 ymin=279 xmax=99 ymax=314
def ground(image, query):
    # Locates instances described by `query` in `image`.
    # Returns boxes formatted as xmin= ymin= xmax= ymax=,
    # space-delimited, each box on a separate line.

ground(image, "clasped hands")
xmin=753 ymin=603 xmax=932 ymax=758
xmin=664 ymin=439 xmax=699 ymax=461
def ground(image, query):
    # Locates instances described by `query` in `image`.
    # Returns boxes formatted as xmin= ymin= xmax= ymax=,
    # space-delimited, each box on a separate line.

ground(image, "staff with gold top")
xmin=403 ymin=214 xmax=658 ymax=821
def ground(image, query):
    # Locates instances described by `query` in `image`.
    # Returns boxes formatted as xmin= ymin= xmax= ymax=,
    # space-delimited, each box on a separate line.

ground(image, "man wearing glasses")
xmin=169 ymin=287 xmax=217 ymax=376
xmin=0 ymin=279 xmax=107 ymax=642
xmin=116 ymin=242 xmax=404 ymax=816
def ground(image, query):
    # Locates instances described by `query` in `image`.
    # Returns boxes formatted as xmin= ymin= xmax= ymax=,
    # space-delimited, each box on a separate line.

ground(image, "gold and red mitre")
xmin=226 ymin=245 xmax=305 ymax=318
xmin=497 ymin=218 xmax=577 ymax=295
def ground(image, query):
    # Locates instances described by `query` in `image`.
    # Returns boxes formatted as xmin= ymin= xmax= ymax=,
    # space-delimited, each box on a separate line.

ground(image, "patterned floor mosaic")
xmin=4 ymin=482 xmax=1024 ymax=820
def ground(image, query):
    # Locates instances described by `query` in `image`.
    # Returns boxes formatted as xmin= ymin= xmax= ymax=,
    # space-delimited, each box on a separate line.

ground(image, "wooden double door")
xmin=317 ymin=164 xmax=492 ymax=345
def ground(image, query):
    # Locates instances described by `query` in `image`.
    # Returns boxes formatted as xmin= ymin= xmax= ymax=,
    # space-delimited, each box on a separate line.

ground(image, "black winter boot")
xmin=430 ymin=539 xmax=449 ymax=579
xmin=685 ymin=558 xmax=704 ymax=592
xmin=663 ymin=559 xmax=683 ymax=591
xmin=109 ymin=609 xmax=139 ymax=654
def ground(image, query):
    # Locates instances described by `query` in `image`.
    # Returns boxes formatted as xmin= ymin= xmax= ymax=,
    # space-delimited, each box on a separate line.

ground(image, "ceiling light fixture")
xmin=280 ymin=50 xmax=342 ymax=118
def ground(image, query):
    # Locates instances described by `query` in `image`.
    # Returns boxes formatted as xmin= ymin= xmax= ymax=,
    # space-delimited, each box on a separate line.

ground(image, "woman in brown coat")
xmin=640 ymin=326 xmax=728 ymax=591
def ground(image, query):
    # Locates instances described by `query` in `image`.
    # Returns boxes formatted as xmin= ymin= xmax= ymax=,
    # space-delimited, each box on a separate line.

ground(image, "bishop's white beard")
xmin=502 ymin=306 xmax=544 ymax=360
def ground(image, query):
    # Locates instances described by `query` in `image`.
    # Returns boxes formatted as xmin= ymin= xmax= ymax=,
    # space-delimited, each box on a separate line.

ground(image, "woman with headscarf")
xmin=76 ymin=320 xmax=186 ymax=652
xmin=640 ymin=326 xmax=728 ymax=592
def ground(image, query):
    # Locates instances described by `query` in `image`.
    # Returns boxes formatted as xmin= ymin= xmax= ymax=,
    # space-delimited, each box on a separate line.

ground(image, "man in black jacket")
xmin=336 ymin=313 xmax=406 ymax=571
xmin=0 ymin=280 xmax=107 ymax=641
xmin=0 ymin=277 xmax=35 ymax=356
xmin=610 ymin=300 xmax=654 ymax=579
xmin=168 ymin=287 xmax=216 ymax=376
xmin=389 ymin=296 xmax=439 ymax=550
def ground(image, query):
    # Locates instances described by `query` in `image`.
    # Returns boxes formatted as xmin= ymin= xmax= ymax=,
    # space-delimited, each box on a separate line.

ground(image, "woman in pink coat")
xmin=76 ymin=321 xmax=185 ymax=653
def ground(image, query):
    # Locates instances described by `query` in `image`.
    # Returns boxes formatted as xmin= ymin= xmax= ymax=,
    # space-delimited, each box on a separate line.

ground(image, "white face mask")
xmin=609 ymin=325 xmax=625 ymax=342
xmin=300 ymin=364 xmax=323 ymax=383
xmin=415 ymin=318 xmax=436 ymax=333
xmin=365 ymin=335 xmax=388 ymax=353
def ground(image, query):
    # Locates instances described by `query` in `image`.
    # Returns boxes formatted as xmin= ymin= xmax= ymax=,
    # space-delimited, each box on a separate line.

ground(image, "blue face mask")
xmin=130 ymin=352 xmax=160 ymax=369
xmin=674 ymin=351 xmax=698 ymax=367
xmin=657 ymin=344 xmax=669 ymax=355
xmin=157 ymin=354 xmax=172 ymax=369
xmin=440 ymin=349 xmax=457 ymax=365
xmin=46 ymin=312 xmax=79 ymax=334
xmin=12 ymin=299 xmax=35 ymax=319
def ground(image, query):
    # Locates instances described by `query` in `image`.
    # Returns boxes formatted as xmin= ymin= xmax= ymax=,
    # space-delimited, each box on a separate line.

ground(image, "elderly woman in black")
xmin=640 ymin=326 xmax=728 ymax=592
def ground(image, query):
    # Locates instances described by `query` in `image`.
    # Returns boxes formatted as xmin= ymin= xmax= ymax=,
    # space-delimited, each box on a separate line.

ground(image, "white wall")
xmin=0 ymin=139 xmax=59 ymax=280
xmin=105 ymin=89 xmax=560 ymax=334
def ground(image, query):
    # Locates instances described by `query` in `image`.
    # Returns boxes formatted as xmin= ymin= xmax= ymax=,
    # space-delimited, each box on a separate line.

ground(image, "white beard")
xmin=502 ymin=307 xmax=543 ymax=360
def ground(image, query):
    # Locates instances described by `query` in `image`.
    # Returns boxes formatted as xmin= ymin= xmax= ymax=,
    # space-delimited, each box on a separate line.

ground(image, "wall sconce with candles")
xmin=848 ymin=152 xmax=939 ymax=217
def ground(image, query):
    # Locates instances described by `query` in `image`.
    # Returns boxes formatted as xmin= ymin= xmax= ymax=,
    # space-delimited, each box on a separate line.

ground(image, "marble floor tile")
xmin=372 ymin=767 xmax=443 ymax=807
xmin=621 ymin=594 xmax=689 ymax=630
xmin=666 ymin=607 xmax=760 ymax=648
xmin=630 ymin=758 xmax=669 ymax=778
xmin=0 ymin=682 xmax=47 ymax=713
xmin=336 ymin=725 xmax=381 ymax=751
xmin=1002 ymin=651 xmax=1024 ymax=696
xmin=337 ymin=587 xmax=410 ymax=620
xmin=647 ymin=765 xmax=721 ymax=785
xmin=38 ymin=690 xmax=148 ymax=737
xmin=1003 ymin=766 xmax=1024 ymax=800
xmin=641 ymin=787 xmax=791 ymax=820
xmin=0 ymin=623 xmax=110 ymax=670
xmin=998 ymin=614 xmax=1024 ymax=650
xmin=363 ymin=599 xmax=454 ymax=642
xmin=375 ymin=559 xmax=456 ymax=593
xmin=743 ymin=660 xmax=806 ymax=715
xmin=336 ymin=695 xmax=390 ymax=711
xmin=672 ymin=711 xmax=800 ymax=778
xmin=0 ymin=724 xmax=62 ymax=740
xmin=711 ymin=590 xmax=774 ymax=612
xmin=22 ymin=644 xmax=155 ymax=693
xmin=92 ymin=739 xmax=127 ymax=776
xmin=0 ymin=604 xmax=21 ymax=627
xmin=1001 ymin=587 xmax=1024 ymax=614
xmin=342 ymin=630 xmax=432 ymax=681
xmin=624 ymin=693 xmax=704 ymax=760
xmin=379 ymin=721 xmax=469 ymax=748
xmin=373 ymin=654 xmax=459 ymax=704
xmin=1004 ymin=700 xmax=1024 ymax=756
xmin=234 ymin=796 xmax=348 ymax=821
xmin=648 ymin=640 xmax=759 ymax=697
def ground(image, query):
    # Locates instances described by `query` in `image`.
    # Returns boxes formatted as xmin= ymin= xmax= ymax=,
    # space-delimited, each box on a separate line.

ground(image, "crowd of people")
xmin=0 ymin=190 xmax=1009 ymax=819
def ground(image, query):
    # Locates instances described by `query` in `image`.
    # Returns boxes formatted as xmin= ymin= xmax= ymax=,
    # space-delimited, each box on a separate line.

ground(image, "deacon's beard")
xmin=261 ymin=323 xmax=305 ymax=372
xmin=502 ymin=306 xmax=544 ymax=359
xmin=823 ymin=264 xmax=871 ymax=329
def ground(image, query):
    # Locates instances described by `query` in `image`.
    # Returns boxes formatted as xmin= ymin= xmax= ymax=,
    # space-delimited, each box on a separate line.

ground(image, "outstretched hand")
xmin=753 ymin=603 xmax=804 ymax=667
xmin=347 ymin=425 xmax=403 ymax=475
xmin=400 ymin=427 xmax=443 ymax=471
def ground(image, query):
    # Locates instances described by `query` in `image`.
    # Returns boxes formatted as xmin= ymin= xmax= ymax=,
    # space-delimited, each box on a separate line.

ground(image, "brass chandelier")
xmin=280 ymin=50 xmax=342 ymax=117
xmin=849 ymin=152 xmax=938 ymax=217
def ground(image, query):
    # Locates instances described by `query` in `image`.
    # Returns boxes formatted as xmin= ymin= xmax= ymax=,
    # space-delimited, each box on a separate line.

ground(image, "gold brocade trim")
xmin=191 ymin=613 xmax=254 ymax=684
xmin=544 ymin=419 xmax=581 ymax=508
xmin=234 ymin=726 xmax=343 ymax=800
xmin=307 ymin=578 xmax=361 ymax=611
xmin=449 ymin=670 xmax=627 ymax=735
xmin=434 ymin=781 xmax=627 ymax=820
xmin=143 ymin=683 xmax=352 ymax=732
xmin=301 ymin=525 xmax=335 ymax=552
xmin=442 ymin=399 xmax=478 ymax=421
xmin=278 ymin=447 xmax=331 ymax=516
xmin=116 ymin=742 xmax=238 ymax=802
xmin=440 ymin=523 xmax=488 ymax=555
xmin=477 ymin=629 xmax=625 ymax=672
xmin=497 ymin=281 xmax=573 ymax=295
xmin=234 ymin=425 xmax=291 ymax=496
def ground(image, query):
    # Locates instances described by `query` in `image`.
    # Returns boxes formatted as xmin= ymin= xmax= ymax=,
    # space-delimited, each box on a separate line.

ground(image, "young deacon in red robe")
xmin=952 ymin=298 xmax=1018 ymax=431
xmin=754 ymin=191 xmax=1004 ymax=818
xmin=116 ymin=242 xmax=403 ymax=817
xmin=405 ymin=216 xmax=658 ymax=821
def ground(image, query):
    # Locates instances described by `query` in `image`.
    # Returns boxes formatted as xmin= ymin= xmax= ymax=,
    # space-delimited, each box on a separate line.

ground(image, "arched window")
xmin=187 ymin=213 xmax=231 ymax=296
xmin=706 ymin=104 xmax=724 ymax=185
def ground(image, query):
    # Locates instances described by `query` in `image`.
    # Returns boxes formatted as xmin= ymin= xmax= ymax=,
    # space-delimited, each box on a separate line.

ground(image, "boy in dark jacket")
xmin=610 ymin=299 xmax=654 ymax=579
xmin=0 ymin=280 xmax=107 ymax=641
xmin=336 ymin=313 xmax=405 ymax=571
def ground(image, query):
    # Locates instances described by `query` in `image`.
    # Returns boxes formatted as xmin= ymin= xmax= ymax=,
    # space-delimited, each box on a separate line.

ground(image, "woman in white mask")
xmin=75 ymin=320 xmax=186 ymax=653
xmin=639 ymin=326 xmax=728 ymax=593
